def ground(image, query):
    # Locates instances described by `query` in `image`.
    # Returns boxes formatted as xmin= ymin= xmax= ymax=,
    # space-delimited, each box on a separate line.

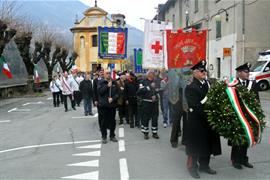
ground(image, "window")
xmin=216 ymin=19 xmax=221 ymax=39
xmin=92 ymin=35 xmax=98 ymax=47
xmin=194 ymin=0 xmax=198 ymax=13
xmin=80 ymin=36 xmax=85 ymax=48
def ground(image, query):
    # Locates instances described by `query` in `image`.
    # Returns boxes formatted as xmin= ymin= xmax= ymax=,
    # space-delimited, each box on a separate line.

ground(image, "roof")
xmin=83 ymin=6 xmax=107 ymax=16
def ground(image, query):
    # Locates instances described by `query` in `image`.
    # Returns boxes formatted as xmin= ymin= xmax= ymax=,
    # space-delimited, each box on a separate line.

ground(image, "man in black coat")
xmin=79 ymin=73 xmax=93 ymax=116
xmin=137 ymin=70 xmax=159 ymax=140
xmin=97 ymin=70 xmax=119 ymax=144
xmin=230 ymin=62 xmax=260 ymax=169
xmin=124 ymin=72 xmax=139 ymax=128
xmin=93 ymin=69 xmax=104 ymax=128
xmin=185 ymin=60 xmax=221 ymax=179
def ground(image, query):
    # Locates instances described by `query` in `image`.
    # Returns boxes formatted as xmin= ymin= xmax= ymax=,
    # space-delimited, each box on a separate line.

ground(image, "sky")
xmin=79 ymin=0 xmax=168 ymax=31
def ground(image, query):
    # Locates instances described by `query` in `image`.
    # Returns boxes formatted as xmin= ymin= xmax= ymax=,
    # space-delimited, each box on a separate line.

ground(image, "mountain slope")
xmin=16 ymin=0 xmax=143 ymax=56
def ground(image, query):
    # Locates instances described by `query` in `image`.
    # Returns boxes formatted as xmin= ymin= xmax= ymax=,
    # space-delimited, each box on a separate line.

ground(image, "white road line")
xmin=119 ymin=127 xmax=124 ymax=138
xmin=77 ymin=144 xmax=101 ymax=149
xmin=119 ymin=158 xmax=129 ymax=180
xmin=0 ymin=120 xmax=11 ymax=123
xmin=23 ymin=102 xmax=44 ymax=106
xmin=119 ymin=140 xmax=125 ymax=152
xmin=72 ymin=114 xmax=98 ymax=119
xmin=67 ymin=160 xmax=99 ymax=167
xmin=73 ymin=151 xmax=101 ymax=157
xmin=8 ymin=108 xmax=17 ymax=113
xmin=62 ymin=171 xmax=99 ymax=180
xmin=22 ymin=103 xmax=30 ymax=106
xmin=47 ymin=97 xmax=53 ymax=100
xmin=0 ymin=140 xmax=100 ymax=154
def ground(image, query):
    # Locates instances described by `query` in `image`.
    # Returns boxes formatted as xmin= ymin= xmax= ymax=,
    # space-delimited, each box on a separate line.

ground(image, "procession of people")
xmin=49 ymin=60 xmax=263 ymax=179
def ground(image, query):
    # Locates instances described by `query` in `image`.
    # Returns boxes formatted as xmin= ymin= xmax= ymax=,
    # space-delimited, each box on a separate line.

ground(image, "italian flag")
xmin=0 ymin=55 xmax=12 ymax=79
xmin=100 ymin=32 xmax=125 ymax=54
xmin=34 ymin=64 xmax=40 ymax=83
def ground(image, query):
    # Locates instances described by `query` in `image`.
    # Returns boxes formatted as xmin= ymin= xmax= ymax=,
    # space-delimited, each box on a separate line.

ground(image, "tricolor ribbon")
xmin=225 ymin=78 xmax=262 ymax=147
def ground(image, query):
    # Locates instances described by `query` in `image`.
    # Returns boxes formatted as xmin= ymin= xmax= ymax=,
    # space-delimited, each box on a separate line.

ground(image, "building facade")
xmin=157 ymin=0 xmax=270 ymax=79
xmin=70 ymin=4 xmax=125 ymax=72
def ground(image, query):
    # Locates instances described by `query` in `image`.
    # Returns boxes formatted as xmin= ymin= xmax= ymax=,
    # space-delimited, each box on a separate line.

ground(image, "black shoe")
xmin=89 ymin=112 xmax=94 ymax=116
xmin=65 ymin=109 xmax=68 ymax=112
xmin=171 ymin=142 xmax=178 ymax=148
xmin=199 ymin=167 xmax=217 ymax=174
xmin=72 ymin=107 xmax=76 ymax=110
xmin=188 ymin=169 xmax=200 ymax=179
xmin=242 ymin=162 xmax=254 ymax=168
xmin=152 ymin=133 xmax=159 ymax=139
xmin=110 ymin=137 xmax=118 ymax=142
xmin=84 ymin=113 xmax=88 ymax=116
xmin=144 ymin=133 xmax=149 ymax=140
xmin=232 ymin=163 xmax=243 ymax=169
xmin=102 ymin=138 xmax=107 ymax=144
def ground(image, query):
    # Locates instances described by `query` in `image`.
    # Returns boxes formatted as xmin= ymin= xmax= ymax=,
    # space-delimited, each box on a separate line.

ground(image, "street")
xmin=0 ymin=91 xmax=269 ymax=180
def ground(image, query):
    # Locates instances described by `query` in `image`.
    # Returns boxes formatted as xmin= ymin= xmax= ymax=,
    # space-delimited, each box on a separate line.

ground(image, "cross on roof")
xmin=95 ymin=0 xmax=97 ymax=7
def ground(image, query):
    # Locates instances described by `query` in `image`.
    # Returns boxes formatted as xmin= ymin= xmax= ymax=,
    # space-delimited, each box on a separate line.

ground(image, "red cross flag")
xmin=143 ymin=20 xmax=172 ymax=69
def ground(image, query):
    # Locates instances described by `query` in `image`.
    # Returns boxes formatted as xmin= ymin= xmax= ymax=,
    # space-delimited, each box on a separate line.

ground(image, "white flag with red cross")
xmin=142 ymin=20 xmax=172 ymax=69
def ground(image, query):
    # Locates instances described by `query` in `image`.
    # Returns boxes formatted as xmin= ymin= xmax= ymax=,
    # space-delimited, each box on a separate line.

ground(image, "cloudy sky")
xmin=79 ymin=0 xmax=168 ymax=30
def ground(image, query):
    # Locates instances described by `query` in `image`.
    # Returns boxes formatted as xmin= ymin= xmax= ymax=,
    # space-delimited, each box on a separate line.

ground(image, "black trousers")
xmin=52 ymin=92 xmax=60 ymax=107
xmin=128 ymin=103 xmax=138 ymax=126
xmin=73 ymin=91 xmax=82 ymax=106
xmin=187 ymin=155 xmax=210 ymax=170
xmin=141 ymin=101 xmax=159 ymax=134
xmin=231 ymin=145 xmax=249 ymax=164
xmin=118 ymin=104 xmax=129 ymax=124
xmin=99 ymin=107 xmax=116 ymax=139
xmin=170 ymin=106 xmax=187 ymax=145
xmin=63 ymin=94 xmax=75 ymax=110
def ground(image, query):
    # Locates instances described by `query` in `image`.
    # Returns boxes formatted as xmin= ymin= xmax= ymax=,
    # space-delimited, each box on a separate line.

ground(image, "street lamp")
xmin=185 ymin=10 xmax=189 ymax=28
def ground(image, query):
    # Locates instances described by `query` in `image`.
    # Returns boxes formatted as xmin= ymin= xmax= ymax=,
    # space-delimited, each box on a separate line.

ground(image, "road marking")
xmin=119 ymin=140 xmax=125 ymax=152
xmin=47 ymin=97 xmax=53 ymax=100
xmin=73 ymin=151 xmax=101 ymax=157
xmin=0 ymin=120 xmax=11 ymax=123
xmin=8 ymin=108 xmax=17 ymax=113
xmin=23 ymin=102 xmax=44 ymax=106
xmin=119 ymin=127 xmax=124 ymax=138
xmin=0 ymin=140 xmax=100 ymax=154
xmin=67 ymin=160 xmax=99 ymax=167
xmin=62 ymin=171 xmax=99 ymax=180
xmin=119 ymin=158 xmax=129 ymax=180
xmin=72 ymin=113 xmax=98 ymax=119
xmin=77 ymin=144 xmax=101 ymax=149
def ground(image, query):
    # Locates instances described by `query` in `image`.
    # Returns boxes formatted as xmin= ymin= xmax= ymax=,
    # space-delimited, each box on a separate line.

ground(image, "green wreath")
xmin=205 ymin=81 xmax=266 ymax=146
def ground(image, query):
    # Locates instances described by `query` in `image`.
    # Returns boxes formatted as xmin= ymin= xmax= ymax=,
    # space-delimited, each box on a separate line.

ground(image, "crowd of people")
xmin=49 ymin=60 xmax=260 ymax=179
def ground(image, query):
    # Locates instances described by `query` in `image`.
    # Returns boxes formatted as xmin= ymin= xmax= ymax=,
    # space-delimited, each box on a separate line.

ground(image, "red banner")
xmin=166 ymin=29 xmax=207 ymax=69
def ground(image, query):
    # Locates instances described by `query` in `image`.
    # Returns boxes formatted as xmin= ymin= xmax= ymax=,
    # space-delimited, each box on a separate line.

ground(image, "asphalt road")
xmin=0 ymin=91 xmax=269 ymax=180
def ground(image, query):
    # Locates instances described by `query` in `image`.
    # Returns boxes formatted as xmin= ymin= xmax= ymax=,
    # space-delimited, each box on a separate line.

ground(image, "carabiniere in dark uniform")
xmin=230 ymin=62 xmax=260 ymax=170
xmin=185 ymin=60 xmax=221 ymax=179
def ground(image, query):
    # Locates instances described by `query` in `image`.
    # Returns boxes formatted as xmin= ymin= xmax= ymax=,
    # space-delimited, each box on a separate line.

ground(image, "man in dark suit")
xmin=230 ymin=62 xmax=260 ymax=169
xmin=97 ymin=70 xmax=119 ymax=144
xmin=185 ymin=60 xmax=221 ymax=179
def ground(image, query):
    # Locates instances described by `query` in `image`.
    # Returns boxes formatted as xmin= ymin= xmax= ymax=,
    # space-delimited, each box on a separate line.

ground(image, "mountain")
xmin=15 ymin=0 xmax=143 ymax=57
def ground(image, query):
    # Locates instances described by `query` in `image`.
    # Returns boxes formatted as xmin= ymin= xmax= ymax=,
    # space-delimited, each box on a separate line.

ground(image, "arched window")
xmin=92 ymin=35 xmax=98 ymax=47
xmin=80 ymin=36 xmax=85 ymax=48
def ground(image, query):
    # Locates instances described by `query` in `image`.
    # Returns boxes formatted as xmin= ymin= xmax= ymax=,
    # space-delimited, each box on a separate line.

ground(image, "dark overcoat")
xmin=185 ymin=78 xmax=221 ymax=157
